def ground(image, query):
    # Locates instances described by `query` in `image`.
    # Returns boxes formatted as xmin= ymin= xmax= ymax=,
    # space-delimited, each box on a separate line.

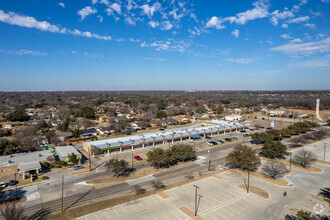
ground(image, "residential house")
xmin=80 ymin=128 xmax=98 ymax=138
xmin=55 ymin=146 xmax=82 ymax=162
xmin=163 ymin=118 xmax=179 ymax=125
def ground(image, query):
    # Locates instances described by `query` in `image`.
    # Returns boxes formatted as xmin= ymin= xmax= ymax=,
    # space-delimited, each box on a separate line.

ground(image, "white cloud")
xmin=92 ymin=0 xmax=98 ymax=4
xmin=0 ymin=10 xmax=111 ymax=40
xmin=97 ymin=15 xmax=103 ymax=22
xmin=280 ymin=33 xmax=292 ymax=39
xmin=225 ymin=58 xmax=253 ymax=64
xmin=77 ymin=6 xmax=97 ymax=21
xmin=58 ymin=3 xmax=65 ymax=8
xmin=231 ymin=29 xmax=239 ymax=38
xmin=270 ymin=37 xmax=330 ymax=55
xmin=305 ymin=23 xmax=316 ymax=28
xmin=321 ymin=0 xmax=330 ymax=3
xmin=281 ymin=23 xmax=288 ymax=28
xmin=124 ymin=17 xmax=135 ymax=26
xmin=143 ymin=57 xmax=166 ymax=61
xmin=287 ymin=16 xmax=309 ymax=23
xmin=230 ymin=0 xmax=269 ymax=25
xmin=141 ymin=2 xmax=161 ymax=18
xmin=148 ymin=21 xmax=159 ymax=28
xmin=206 ymin=16 xmax=225 ymax=29
xmin=84 ymin=51 xmax=104 ymax=58
xmin=161 ymin=21 xmax=173 ymax=30
xmin=291 ymin=38 xmax=302 ymax=43
xmin=110 ymin=3 xmax=121 ymax=14
xmin=270 ymin=9 xmax=294 ymax=25
xmin=3 ymin=49 xmax=47 ymax=56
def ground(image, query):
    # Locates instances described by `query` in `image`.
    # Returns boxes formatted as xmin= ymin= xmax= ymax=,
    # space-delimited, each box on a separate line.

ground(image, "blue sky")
xmin=0 ymin=0 xmax=329 ymax=91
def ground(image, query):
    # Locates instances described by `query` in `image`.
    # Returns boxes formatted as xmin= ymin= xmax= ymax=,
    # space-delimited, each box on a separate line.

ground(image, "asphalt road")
xmin=22 ymin=141 xmax=240 ymax=216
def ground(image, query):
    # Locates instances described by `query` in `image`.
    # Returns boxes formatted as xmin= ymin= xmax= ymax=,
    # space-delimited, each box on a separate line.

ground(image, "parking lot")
xmin=76 ymin=170 xmax=283 ymax=220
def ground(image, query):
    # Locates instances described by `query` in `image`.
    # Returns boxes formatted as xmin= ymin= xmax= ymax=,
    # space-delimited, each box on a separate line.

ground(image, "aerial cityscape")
xmin=0 ymin=0 xmax=330 ymax=220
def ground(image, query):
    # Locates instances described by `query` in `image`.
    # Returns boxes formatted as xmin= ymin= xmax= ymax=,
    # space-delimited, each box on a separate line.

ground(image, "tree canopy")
xmin=226 ymin=145 xmax=260 ymax=169
xmin=104 ymin=158 xmax=128 ymax=176
xmin=261 ymin=141 xmax=288 ymax=158
xmin=6 ymin=110 xmax=30 ymax=122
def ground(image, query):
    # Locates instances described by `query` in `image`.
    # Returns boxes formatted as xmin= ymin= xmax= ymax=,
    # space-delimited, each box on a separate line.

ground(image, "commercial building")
xmin=55 ymin=146 xmax=82 ymax=162
xmin=225 ymin=114 xmax=242 ymax=121
xmin=83 ymin=120 xmax=250 ymax=155
xmin=0 ymin=150 xmax=54 ymax=178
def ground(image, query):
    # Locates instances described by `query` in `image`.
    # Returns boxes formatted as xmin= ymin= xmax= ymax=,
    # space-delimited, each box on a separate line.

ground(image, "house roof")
xmin=80 ymin=128 xmax=97 ymax=134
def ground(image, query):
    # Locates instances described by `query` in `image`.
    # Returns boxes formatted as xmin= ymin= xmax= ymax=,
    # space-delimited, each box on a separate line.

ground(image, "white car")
xmin=0 ymin=182 xmax=7 ymax=188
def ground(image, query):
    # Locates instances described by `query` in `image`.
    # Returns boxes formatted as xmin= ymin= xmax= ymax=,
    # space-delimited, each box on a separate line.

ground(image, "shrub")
xmin=42 ymin=162 xmax=50 ymax=168
xmin=42 ymin=176 xmax=49 ymax=180
xmin=24 ymin=175 xmax=29 ymax=179
xmin=262 ymin=117 xmax=265 ymax=120
xmin=54 ymin=164 xmax=62 ymax=168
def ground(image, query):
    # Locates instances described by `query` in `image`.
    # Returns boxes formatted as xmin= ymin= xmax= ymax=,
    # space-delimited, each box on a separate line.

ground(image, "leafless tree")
xmin=1 ymin=202 xmax=25 ymax=220
xmin=151 ymin=180 xmax=165 ymax=191
xmin=133 ymin=185 xmax=146 ymax=196
xmin=262 ymin=159 xmax=289 ymax=179
xmin=290 ymin=136 xmax=306 ymax=147
xmin=293 ymin=149 xmax=316 ymax=168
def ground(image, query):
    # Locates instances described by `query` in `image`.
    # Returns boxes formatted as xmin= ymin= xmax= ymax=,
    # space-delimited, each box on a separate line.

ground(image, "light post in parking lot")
xmin=289 ymin=152 xmax=292 ymax=172
xmin=208 ymin=150 xmax=210 ymax=171
xmin=193 ymin=185 xmax=200 ymax=217
xmin=324 ymin=143 xmax=327 ymax=161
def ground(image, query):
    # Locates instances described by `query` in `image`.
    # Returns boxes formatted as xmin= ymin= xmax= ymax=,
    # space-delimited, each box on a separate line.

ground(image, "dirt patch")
xmin=233 ymin=169 xmax=289 ymax=186
xmin=17 ymin=177 xmax=41 ymax=187
xmin=313 ymin=194 xmax=329 ymax=204
xmin=315 ymin=160 xmax=330 ymax=166
xmin=237 ymin=185 xmax=269 ymax=199
xmin=87 ymin=166 xmax=162 ymax=185
xmin=261 ymin=158 xmax=322 ymax=173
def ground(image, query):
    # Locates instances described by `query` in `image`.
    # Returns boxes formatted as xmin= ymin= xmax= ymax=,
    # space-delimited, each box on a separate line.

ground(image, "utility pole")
xmin=193 ymin=185 xmax=199 ymax=217
xmin=14 ymin=173 xmax=17 ymax=200
xmin=247 ymin=169 xmax=250 ymax=194
xmin=324 ymin=143 xmax=327 ymax=161
xmin=61 ymin=175 xmax=64 ymax=212
xmin=89 ymin=147 xmax=92 ymax=172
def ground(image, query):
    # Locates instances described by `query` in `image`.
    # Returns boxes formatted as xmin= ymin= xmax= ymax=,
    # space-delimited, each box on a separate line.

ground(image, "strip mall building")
xmin=83 ymin=120 xmax=250 ymax=155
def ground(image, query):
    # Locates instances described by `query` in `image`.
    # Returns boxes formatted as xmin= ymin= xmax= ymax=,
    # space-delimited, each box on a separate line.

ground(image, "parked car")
xmin=249 ymin=129 xmax=255 ymax=131
xmin=216 ymin=140 xmax=224 ymax=144
xmin=134 ymin=156 xmax=142 ymax=160
xmin=73 ymin=166 xmax=84 ymax=170
xmin=243 ymin=134 xmax=251 ymax=137
xmin=240 ymin=130 xmax=247 ymax=133
xmin=205 ymin=135 xmax=211 ymax=139
xmin=149 ymin=146 xmax=155 ymax=150
xmin=9 ymin=180 xmax=18 ymax=186
xmin=207 ymin=141 xmax=217 ymax=146
xmin=232 ymin=137 xmax=238 ymax=140
xmin=225 ymin=138 xmax=232 ymax=142
xmin=266 ymin=127 xmax=272 ymax=130
xmin=0 ymin=182 xmax=8 ymax=188
xmin=159 ymin=128 xmax=165 ymax=131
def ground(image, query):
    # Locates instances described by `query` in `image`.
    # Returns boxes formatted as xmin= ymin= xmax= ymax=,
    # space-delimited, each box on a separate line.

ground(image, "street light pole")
xmin=208 ymin=150 xmax=210 ymax=171
xmin=61 ymin=175 xmax=64 ymax=212
xmin=194 ymin=142 xmax=195 ymax=151
xmin=247 ymin=169 xmax=250 ymax=194
xmin=193 ymin=185 xmax=199 ymax=217
xmin=324 ymin=143 xmax=327 ymax=161
xmin=289 ymin=152 xmax=292 ymax=172
xmin=89 ymin=147 xmax=92 ymax=172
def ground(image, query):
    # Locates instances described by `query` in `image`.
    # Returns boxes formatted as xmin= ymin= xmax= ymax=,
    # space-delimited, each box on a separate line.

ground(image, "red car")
xmin=134 ymin=156 xmax=142 ymax=160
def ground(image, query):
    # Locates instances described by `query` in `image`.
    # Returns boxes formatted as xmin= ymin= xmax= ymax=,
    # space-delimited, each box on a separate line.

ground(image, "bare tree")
xmin=1 ymin=202 xmax=25 ymax=220
xmin=262 ymin=159 xmax=289 ymax=179
xmin=290 ymin=136 xmax=306 ymax=148
xmin=133 ymin=185 xmax=146 ymax=196
xmin=293 ymin=149 xmax=316 ymax=168
xmin=150 ymin=180 xmax=165 ymax=191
